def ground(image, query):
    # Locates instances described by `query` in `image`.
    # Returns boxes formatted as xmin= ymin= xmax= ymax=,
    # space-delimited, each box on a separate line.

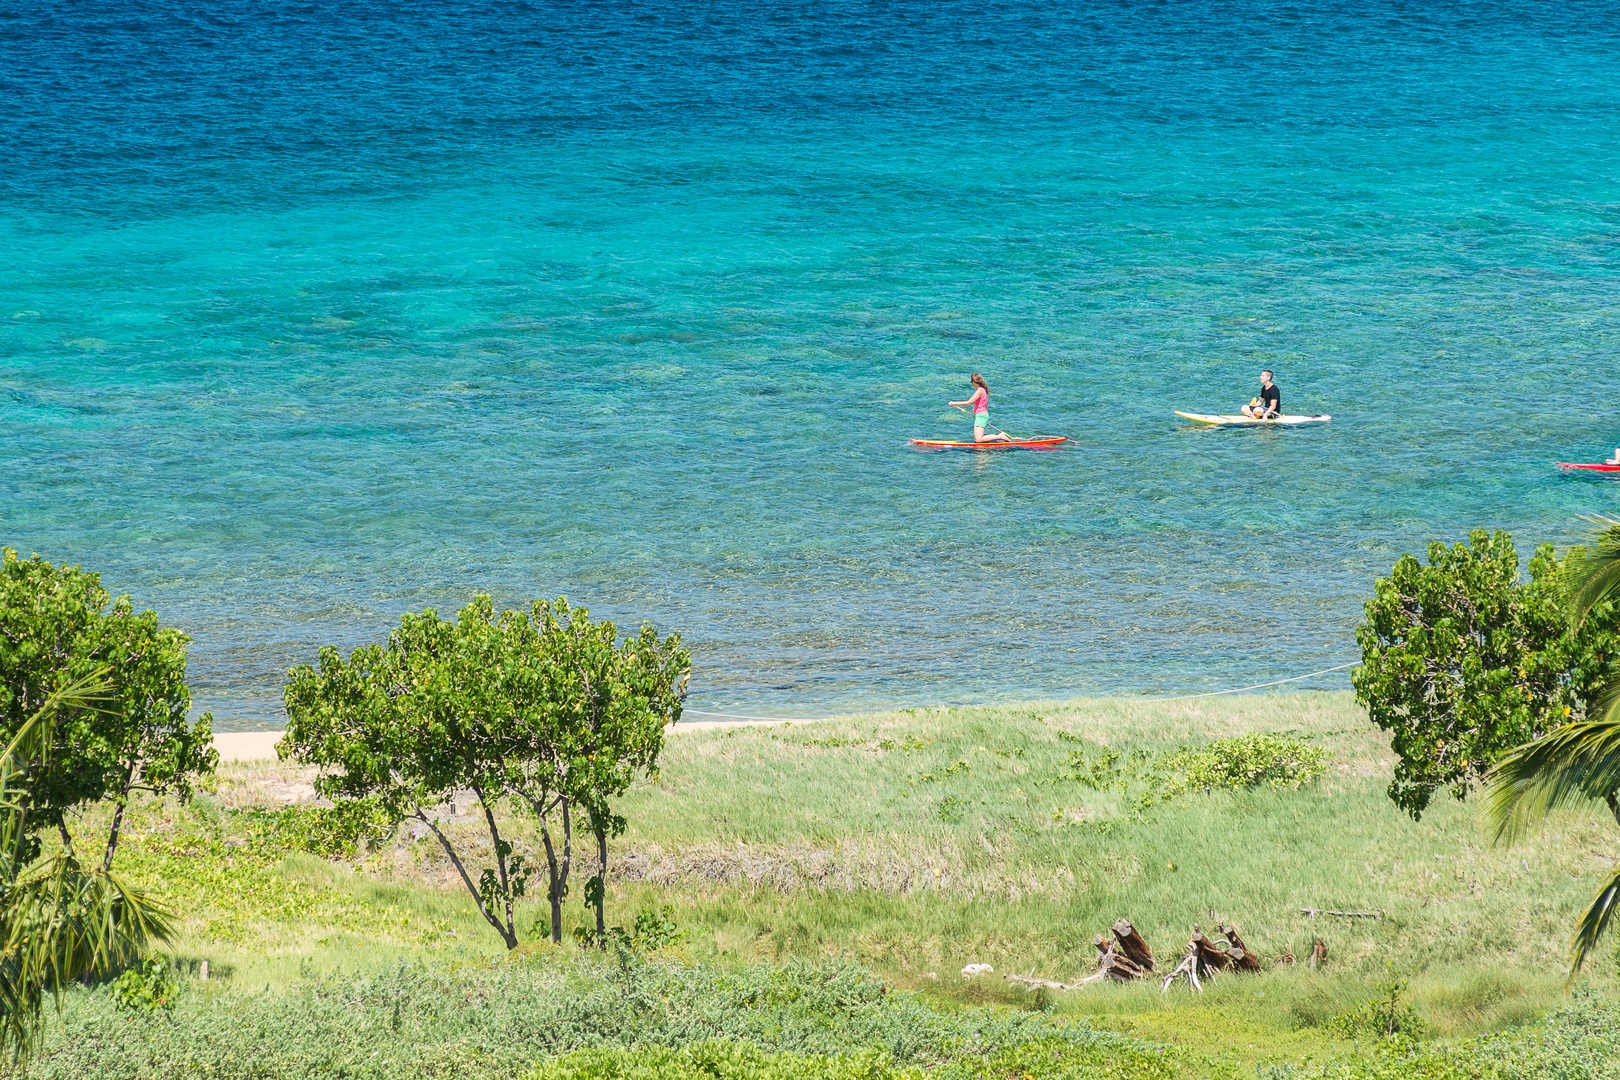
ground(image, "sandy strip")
xmin=212 ymin=717 xmax=820 ymax=763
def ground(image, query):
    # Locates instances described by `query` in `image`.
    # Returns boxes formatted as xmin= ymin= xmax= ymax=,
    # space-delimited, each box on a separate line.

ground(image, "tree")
xmin=0 ymin=671 xmax=172 ymax=1061
xmin=518 ymin=600 xmax=687 ymax=944
xmin=283 ymin=598 xmax=533 ymax=949
xmin=282 ymin=596 xmax=688 ymax=949
xmin=1486 ymin=518 xmax=1620 ymax=974
xmin=0 ymin=549 xmax=217 ymax=869
xmin=1353 ymin=530 xmax=1618 ymax=819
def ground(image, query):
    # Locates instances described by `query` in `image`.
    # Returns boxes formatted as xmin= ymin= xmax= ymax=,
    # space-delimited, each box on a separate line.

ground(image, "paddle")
xmin=951 ymin=405 xmax=1018 ymax=443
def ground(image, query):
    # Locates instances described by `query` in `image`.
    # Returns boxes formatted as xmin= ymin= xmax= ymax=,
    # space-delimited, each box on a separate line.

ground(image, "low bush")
xmin=109 ymin=956 xmax=178 ymax=1014
xmin=1327 ymin=969 xmax=1424 ymax=1041
xmin=1263 ymin=988 xmax=1620 ymax=1079
xmin=18 ymin=955 xmax=1620 ymax=1079
xmin=529 ymin=1039 xmax=914 ymax=1080
xmin=1149 ymin=733 xmax=1328 ymax=803
xmin=235 ymin=797 xmax=397 ymax=859
xmin=1062 ymin=733 xmax=1327 ymax=811
xmin=23 ymin=957 xmax=1162 ymax=1080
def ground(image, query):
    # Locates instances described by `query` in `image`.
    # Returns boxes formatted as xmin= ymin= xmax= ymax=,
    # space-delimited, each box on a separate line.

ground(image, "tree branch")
xmin=413 ymin=806 xmax=515 ymax=948
xmin=471 ymin=783 xmax=516 ymax=942
xmin=102 ymin=758 xmax=141 ymax=872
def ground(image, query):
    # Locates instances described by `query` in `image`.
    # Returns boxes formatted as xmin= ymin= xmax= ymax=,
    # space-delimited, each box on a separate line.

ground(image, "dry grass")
xmin=102 ymin=690 xmax=1620 ymax=1057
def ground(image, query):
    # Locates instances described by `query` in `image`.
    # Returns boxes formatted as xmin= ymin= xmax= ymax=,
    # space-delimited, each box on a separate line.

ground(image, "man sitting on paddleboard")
xmin=1240 ymin=370 xmax=1280 ymax=419
xmin=950 ymin=373 xmax=1011 ymax=443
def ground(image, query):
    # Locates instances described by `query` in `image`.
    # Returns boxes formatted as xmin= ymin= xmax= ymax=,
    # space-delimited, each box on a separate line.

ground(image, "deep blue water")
xmin=5 ymin=1 xmax=1620 ymax=729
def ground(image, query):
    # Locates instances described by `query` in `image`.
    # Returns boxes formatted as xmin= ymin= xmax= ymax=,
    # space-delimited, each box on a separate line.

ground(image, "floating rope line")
xmin=1151 ymin=661 xmax=1359 ymax=702
xmin=681 ymin=709 xmax=827 ymax=723
xmin=680 ymin=660 xmax=1360 ymax=723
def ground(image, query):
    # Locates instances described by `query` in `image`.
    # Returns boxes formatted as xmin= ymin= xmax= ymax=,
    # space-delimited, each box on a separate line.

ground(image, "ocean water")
xmin=5 ymin=1 xmax=1620 ymax=730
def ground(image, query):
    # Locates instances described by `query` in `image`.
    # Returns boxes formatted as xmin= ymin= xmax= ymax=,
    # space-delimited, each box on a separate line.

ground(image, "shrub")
xmin=1353 ymin=531 xmax=1620 ymax=819
xmin=23 ymin=957 xmax=1160 ymax=1080
xmin=1327 ymin=969 xmax=1423 ymax=1041
xmin=235 ymin=798 xmax=397 ymax=859
xmin=528 ymin=1039 xmax=912 ymax=1080
xmin=573 ymin=905 xmax=685 ymax=956
xmin=109 ymin=957 xmax=177 ymax=1014
xmin=1149 ymin=733 xmax=1328 ymax=801
xmin=1056 ymin=734 xmax=1328 ymax=815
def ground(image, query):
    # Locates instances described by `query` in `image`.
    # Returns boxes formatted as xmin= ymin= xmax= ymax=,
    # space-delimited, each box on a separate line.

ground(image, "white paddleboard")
xmin=1175 ymin=411 xmax=1331 ymax=426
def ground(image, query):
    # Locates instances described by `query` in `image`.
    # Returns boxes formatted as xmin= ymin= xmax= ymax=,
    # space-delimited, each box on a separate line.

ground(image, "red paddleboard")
xmin=910 ymin=437 xmax=1070 ymax=450
xmin=1556 ymin=462 xmax=1620 ymax=473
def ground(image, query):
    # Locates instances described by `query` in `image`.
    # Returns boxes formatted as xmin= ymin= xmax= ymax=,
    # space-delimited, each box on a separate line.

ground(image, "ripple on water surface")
xmin=3 ymin=1 xmax=1620 ymax=727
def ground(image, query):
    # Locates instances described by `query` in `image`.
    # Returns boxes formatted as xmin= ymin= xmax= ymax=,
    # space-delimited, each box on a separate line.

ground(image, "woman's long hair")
xmin=970 ymin=373 xmax=988 ymax=391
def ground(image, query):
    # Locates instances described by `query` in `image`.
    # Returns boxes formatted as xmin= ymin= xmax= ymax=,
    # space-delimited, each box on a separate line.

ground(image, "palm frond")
xmin=1571 ymin=862 xmax=1620 ymax=976
xmin=1484 ymin=719 xmax=1620 ymax=844
xmin=1570 ymin=516 xmax=1620 ymax=625
xmin=0 ymin=665 xmax=168 ymax=1060
xmin=0 ymin=669 xmax=118 ymax=777
xmin=0 ymin=855 xmax=171 ymax=1056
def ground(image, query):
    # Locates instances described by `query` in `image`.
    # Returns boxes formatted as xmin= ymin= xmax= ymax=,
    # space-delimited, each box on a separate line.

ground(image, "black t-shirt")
xmin=1259 ymin=383 xmax=1280 ymax=412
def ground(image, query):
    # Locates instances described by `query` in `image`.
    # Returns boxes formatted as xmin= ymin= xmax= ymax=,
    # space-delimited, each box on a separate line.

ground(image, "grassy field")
xmin=28 ymin=692 xmax=1620 ymax=1077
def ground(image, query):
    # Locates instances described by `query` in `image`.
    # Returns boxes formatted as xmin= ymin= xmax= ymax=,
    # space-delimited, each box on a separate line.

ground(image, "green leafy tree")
xmin=1487 ymin=518 xmax=1620 ymax=974
xmin=282 ymin=598 xmax=534 ymax=948
xmin=281 ymin=596 xmax=688 ymax=949
xmin=1353 ymin=530 xmax=1618 ymax=819
xmin=0 ymin=549 xmax=217 ymax=870
xmin=519 ymin=600 xmax=687 ymax=944
xmin=0 ymin=671 xmax=172 ymax=1060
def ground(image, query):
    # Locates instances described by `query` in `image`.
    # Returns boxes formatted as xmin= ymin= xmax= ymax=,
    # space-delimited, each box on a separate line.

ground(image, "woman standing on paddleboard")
xmin=949 ymin=373 xmax=1010 ymax=444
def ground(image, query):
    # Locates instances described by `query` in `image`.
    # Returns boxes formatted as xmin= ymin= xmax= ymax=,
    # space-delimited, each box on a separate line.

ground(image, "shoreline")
xmin=212 ymin=690 xmax=1357 ymax=762
xmin=212 ymin=715 xmax=830 ymax=762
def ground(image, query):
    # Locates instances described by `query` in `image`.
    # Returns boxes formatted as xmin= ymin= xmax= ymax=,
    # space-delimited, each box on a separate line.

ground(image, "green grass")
xmin=36 ymin=692 xmax=1620 ymax=1076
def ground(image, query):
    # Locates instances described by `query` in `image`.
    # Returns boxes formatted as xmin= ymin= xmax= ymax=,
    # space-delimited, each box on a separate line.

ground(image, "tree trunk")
xmin=1190 ymin=930 xmax=1233 ymax=978
xmin=101 ymin=800 xmax=126 ymax=873
xmin=539 ymin=798 xmax=573 ymax=944
xmin=594 ymin=824 xmax=608 ymax=945
xmin=102 ymin=760 xmax=141 ymax=872
xmin=415 ymin=808 xmax=517 ymax=949
xmin=473 ymin=786 xmax=517 ymax=944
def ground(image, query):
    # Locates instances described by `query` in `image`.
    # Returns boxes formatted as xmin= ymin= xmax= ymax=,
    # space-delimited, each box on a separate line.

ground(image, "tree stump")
xmin=1190 ymin=929 xmax=1233 ymax=978
xmin=1219 ymin=924 xmax=1262 ymax=972
xmin=1111 ymin=919 xmax=1155 ymax=972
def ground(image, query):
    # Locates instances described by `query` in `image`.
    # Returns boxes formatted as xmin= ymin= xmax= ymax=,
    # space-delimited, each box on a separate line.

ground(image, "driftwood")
xmin=1112 ymin=919 xmax=1154 ymax=972
xmin=1080 ymin=921 xmax=1154 ymax=983
xmin=1191 ymin=930 xmax=1232 ymax=974
xmin=1163 ymin=923 xmax=1266 ymax=992
xmin=1161 ymin=946 xmax=1202 ymax=992
xmin=1006 ymin=973 xmax=1076 ymax=991
xmin=1300 ymin=908 xmax=1381 ymax=920
xmin=1220 ymin=923 xmax=1262 ymax=973
xmin=1089 ymin=943 xmax=1149 ymax=982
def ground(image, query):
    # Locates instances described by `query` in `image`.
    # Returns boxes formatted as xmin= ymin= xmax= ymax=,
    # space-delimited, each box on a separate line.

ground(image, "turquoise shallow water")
xmin=5 ymin=2 xmax=1620 ymax=728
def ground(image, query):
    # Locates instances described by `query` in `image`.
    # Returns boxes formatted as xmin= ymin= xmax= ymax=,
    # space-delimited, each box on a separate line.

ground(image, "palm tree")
xmin=0 ymin=671 xmax=172 ymax=1059
xmin=1486 ymin=516 xmax=1620 ymax=975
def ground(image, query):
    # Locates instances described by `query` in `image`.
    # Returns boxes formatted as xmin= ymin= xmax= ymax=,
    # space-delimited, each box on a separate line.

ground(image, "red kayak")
xmin=1556 ymin=462 xmax=1620 ymax=473
xmin=910 ymin=436 xmax=1071 ymax=450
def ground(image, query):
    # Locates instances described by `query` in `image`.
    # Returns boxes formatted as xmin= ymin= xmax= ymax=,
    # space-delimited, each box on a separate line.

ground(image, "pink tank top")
xmin=974 ymin=389 xmax=988 ymax=413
